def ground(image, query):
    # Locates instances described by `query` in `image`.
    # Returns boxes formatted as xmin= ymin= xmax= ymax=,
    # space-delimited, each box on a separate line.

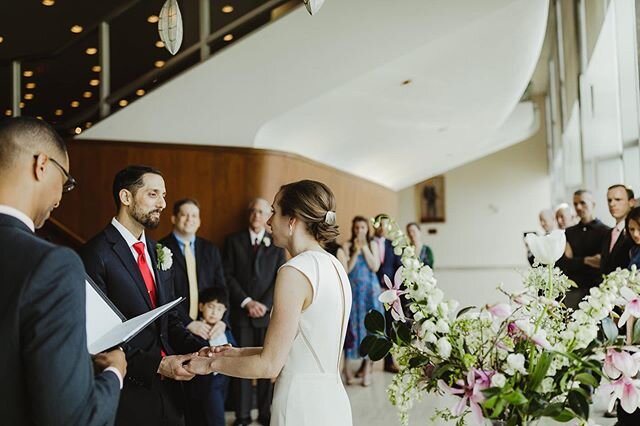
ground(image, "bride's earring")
xmin=289 ymin=224 xmax=293 ymax=236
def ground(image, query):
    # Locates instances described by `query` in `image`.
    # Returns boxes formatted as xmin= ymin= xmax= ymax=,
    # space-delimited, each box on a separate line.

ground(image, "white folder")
xmin=85 ymin=276 xmax=184 ymax=355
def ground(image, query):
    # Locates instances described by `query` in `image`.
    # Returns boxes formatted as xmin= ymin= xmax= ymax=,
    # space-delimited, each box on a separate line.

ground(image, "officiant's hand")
xmin=157 ymin=354 xmax=197 ymax=381
xmin=187 ymin=320 xmax=213 ymax=340
xmin=247 ymin=300 xmax=267 ymax=318
xmin=184 ymin=356 xmax=214 ymax=375
xmin=93 ymin=348 xmax=127 ymax=378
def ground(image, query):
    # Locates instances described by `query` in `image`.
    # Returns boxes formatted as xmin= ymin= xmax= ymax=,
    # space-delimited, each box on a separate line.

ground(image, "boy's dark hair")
xmin=199 ymin=287 xmax=229 ymax=308
xmin=112 ymin=165 xmax=162 ymax=210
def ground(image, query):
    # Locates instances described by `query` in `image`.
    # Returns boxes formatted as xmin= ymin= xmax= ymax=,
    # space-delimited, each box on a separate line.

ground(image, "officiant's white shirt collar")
xmin=249 ymin=228 xmax=265 ymax=244
xmin=0 ymin=205 xmax=35 ymax=232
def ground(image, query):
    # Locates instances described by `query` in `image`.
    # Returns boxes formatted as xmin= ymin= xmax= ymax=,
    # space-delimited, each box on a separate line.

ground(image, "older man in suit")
xmin=0 ymin=117 xmax=126 ymax=425
xmin=81 ymin=165 xmax=207 ymax=426
xmin=224 ymin=198 xmax=286 ymax=426
xmin=160 ymin=198 xmax=227 ymax=426
xmin=601 ymin=184 xmax=635 ymax=275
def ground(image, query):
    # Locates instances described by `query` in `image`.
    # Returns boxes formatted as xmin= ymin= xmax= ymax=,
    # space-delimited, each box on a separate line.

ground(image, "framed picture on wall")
xmin=416 ymin=175 xmax=445 ymax=223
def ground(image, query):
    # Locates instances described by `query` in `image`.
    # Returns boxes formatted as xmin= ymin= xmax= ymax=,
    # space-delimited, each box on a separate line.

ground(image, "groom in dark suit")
xmin=0 ymin=117 xmax=125 ymax=425
xmin=81 ymin=165 xmax=207 ymax=426
xmin=224 ymin=198 xmax=286 ymax=426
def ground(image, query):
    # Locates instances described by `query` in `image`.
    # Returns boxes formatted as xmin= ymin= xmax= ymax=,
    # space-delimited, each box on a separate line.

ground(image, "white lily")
xmin=524 ymin=230 xmax=566 ymax=265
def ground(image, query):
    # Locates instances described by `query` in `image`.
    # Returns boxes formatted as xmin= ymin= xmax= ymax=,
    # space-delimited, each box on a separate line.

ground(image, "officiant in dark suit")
xmin=81 ymin=165 xmax=207 ymax=426
xmin=0 ymin=117 xmax=125 ymax=425
xmin=224 ymin=198 xmax=286 ymax=426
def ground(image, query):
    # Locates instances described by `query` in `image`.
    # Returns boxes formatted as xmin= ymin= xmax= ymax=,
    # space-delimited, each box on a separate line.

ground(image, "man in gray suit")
xmin=0 ymin=117 xmax=126 ymax=425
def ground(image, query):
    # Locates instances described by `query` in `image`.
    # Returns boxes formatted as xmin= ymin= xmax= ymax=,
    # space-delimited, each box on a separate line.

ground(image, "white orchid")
xmin=524 ymin=230 xmax=566 ymax=265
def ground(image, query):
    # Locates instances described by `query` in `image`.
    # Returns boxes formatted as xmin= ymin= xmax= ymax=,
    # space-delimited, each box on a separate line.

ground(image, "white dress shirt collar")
xmin=249 ymin=228 xmax=266 ymax=244
xmin=0 ymin=205 xmax=35 ymax=232
xmin=111 ymin=217 xmax=146 ymax=247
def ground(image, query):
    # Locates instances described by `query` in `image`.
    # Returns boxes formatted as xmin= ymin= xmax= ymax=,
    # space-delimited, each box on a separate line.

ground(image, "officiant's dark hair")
xmin=0 ymin=117 xmax=66 ymax=170
xmin=277 ymin=179 xmax=339 ymax=245
xmin=112 ymin=165 xmax=163 ymax=209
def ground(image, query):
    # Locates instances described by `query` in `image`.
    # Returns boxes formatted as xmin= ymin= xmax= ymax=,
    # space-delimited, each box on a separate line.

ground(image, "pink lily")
xmin=486 ymin=303 xmax=512 ymax=319
xmin=618 ymin=287 xmax=640 ymax=328
xmin=437 ymin=369 xmax=489 ymax=425
xmin=601 ymin=376 xmax=640 ymax=413
xmin=379 ymin=267 xmax=406 ymax=322
xmin=603 ymin=348 xmax=640 ymax=379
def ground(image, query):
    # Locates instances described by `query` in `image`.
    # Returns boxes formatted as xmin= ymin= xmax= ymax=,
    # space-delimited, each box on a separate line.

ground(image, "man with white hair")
xmin=538 ymin=208 xmax=557 ymax=233
xmin=555 ymin=203 xmax=577 ymax=230
xmin=223 ymin=198 xmax=286 ymax=426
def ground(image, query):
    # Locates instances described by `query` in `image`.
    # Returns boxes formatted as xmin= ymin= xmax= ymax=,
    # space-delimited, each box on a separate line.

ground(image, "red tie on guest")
xmin=133 ymin=241 xmax=157 ymax=308
xmin=610 ymin=227 xmax=621 ymax=253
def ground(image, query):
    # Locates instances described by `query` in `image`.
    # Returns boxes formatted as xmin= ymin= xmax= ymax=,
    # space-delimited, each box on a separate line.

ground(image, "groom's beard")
xmin=132 ymin=206 xmax=162 ymax=229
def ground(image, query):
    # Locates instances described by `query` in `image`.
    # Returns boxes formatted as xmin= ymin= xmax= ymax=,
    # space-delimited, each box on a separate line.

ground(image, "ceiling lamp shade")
xmin=303 ymin=0 xmax=326 ymax=15
xmin=158 ymin=0 xmax=183 ymax=55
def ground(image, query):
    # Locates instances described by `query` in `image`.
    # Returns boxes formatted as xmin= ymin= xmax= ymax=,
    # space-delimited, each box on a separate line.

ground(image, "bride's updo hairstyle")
xmin=277 ymin=179 xmax=339 ymax=244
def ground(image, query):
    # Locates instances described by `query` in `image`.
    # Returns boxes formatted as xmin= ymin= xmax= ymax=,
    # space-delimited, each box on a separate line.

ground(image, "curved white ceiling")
xmin=80 ymin=0 xmax=549 ymax=190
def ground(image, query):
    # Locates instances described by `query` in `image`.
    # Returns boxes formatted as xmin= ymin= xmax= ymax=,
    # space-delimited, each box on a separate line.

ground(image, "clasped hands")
xmin=187 ymin=319 xmax=226 ymax=340
xmin=157 ymin=345 xmax=232 ymax=380
xmin=246 ymin=300 xmax=268 ymax=318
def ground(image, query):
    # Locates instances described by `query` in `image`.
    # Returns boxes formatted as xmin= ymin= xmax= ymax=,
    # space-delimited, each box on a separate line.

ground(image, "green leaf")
xmin=528 ymin=351 xmax=552 ymax=392
xmin=408 ymin=355 xmax=428 ymax=368
xmin=602 ymin=317 xmax=619 ymax=345
xmin=553 ymin=409 xmax=576 ymax=422
xmin=366 ymin=337 xmax=393 ymax=361
xmin=393 ymin=321 xmax=412 ymax=345
xmin=633 ymin=317 xmax=640 ymax=344
xmin=540 ymin=402 xmax=564 ymax=417
xmin=574 ymin=373 xmax=599 ymax=388
xmin=502 ymin=389 xmax=528 ymax=405
xmin=364 ymin=310 xmax=386 ymax=335
xmin=568 ymin=390 xmax=590 ymax=420
xmin=483 ymin=395 xmax=498 ymax=410
xmin=491 ymin=397 xmax=506 ymax=418
xmin=359 ymin=335 xmax=377 ymax=356
xmin=456 ymin=306 xmax=475 ymax=318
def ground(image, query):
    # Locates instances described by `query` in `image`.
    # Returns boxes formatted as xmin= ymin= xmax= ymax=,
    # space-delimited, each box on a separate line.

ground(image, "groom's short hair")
xmin=112 ymin=165 xmax=162 ymax=210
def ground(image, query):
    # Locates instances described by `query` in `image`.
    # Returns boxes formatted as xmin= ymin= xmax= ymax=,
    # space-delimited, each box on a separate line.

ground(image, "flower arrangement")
xmin=360 ymin=215 xmax=626 ymax=426
xmin=156 ymin=243 xmax=173 ymax=271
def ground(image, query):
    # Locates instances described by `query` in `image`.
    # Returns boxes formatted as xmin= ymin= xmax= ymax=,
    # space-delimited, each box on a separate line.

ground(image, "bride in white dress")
xmin=187 ymin=180 xmax=353 ymax=426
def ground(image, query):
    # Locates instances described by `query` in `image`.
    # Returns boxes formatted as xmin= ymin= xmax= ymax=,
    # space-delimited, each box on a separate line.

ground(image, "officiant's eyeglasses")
xmin=34 ymin=154 xmax=77 ymax=192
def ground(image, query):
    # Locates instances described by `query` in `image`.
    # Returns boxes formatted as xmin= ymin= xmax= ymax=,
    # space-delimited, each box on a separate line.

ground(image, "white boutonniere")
xmin=156 ymin=243 xmax=173 ymax=271
xmin=262 ymin=236 xmax=271 ymax=247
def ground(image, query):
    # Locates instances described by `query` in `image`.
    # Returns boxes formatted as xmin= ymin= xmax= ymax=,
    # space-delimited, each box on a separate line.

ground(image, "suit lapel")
xmin=105 ymin=225 xmax=154 ymax=310
xmin=167 ymin=234 xmax=187 ymax=273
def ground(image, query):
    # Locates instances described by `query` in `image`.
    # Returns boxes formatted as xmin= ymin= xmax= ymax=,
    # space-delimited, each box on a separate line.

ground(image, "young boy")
xmin=188 ymin=287 xmax=236 ymax=426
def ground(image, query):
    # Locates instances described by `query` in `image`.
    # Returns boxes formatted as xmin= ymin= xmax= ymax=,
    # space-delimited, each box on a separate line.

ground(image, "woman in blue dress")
xmin=626 ymin=207 xmax=640 ymax=268
xmin=342 ymin=216 xmax=381 ymax=386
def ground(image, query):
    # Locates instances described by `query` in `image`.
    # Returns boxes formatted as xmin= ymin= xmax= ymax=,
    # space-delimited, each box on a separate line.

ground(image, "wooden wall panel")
xmin=54 ymin=139 xmax=398 ymax=247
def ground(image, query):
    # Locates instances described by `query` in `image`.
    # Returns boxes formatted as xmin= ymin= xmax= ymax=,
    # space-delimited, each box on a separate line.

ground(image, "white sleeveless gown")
xmin=270 ymin=250 xmax=353 ymax=426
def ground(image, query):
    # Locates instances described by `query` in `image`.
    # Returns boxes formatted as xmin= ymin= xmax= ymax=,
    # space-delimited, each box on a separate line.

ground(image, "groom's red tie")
xmin=133 ymin=241 xmax=157 ymax=308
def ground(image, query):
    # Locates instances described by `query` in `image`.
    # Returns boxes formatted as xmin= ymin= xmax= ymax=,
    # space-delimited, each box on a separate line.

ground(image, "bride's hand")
xmin=184 ymin=356 xmax=215 ymax=375
xmin=198 ymin=344 xmax=233 ymax=358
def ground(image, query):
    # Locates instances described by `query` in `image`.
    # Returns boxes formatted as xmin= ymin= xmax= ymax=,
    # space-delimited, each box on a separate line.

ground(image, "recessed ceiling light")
xmin=85 ymin=122 xmax=93 ymax=128
xmin=74 ymin=127 xmax=82 ymax=135
xmin=147 ymin=15 xmax=159 ymax=23
xmin=19 ymin=102 xmax=25 ymax=108
xmin=136 ymin=89 xmax=145 ymax=96
xmin=24 ymin=93 xmax=34 ymax=100
xmin=70 ymin=100 xmax=80 ymax=108
xmin=36 ymin=116 xmax=43 ymax=120
xmin=54 ymin=109 xmax=63 ymax=116
xmin=4 ymin=109 xmax=11 ymax=116
xmin=23 ymin=70 xmax=33 ymax=77
xmin=82 ymin=91 xmax=92 ymax=98
xmin=401 ymin=79 xmax=412 ymax=86
xmin=91 ymin=65 xmax=101 ymax=73
xmin=221 ymin=5 xmax=234 ymax=13
xmin=89 ymin=79 xmax=100 ymax=86
xmin=0 ymin=36 xmax=4 ymax=44
xmin=25 ymin=82 xmax=36 ymax=89
xmin=41 ymin=0 xmax=55 ymax=6
xmin=119 ymin=99 xmax=128 ymax=107
xmin=70 ymin=25 xmax=83 ymax=34
xmin=86 ymin=47 xmax=97 ymax=55
xmin=223 ymin=34 xmax=234 ymax=42
xmin=154 ymin=60 xmax=165 ymax=68
xmin=155 ymin=40 xmax=165 ymax=48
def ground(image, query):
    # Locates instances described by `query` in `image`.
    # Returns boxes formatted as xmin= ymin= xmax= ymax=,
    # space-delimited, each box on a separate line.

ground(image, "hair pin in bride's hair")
xmin=324 ymin=211 xmax=336 ymax=225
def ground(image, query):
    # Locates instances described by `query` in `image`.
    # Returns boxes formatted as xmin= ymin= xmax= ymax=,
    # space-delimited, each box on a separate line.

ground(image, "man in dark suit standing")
xmin=160 ymin=198 xmax=227 ymax=425
xmin=601 ymin=184 xmax=635 ymax=275
xmin=224 ymin=198 xmax=286 ymax=426
xmin=373 ymin=214 xmax=402 ymax=373
xmin=81 ymin=165 xmax=207 ymax=426
xmin=0 ymin=117 xmax=126 ymax=425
